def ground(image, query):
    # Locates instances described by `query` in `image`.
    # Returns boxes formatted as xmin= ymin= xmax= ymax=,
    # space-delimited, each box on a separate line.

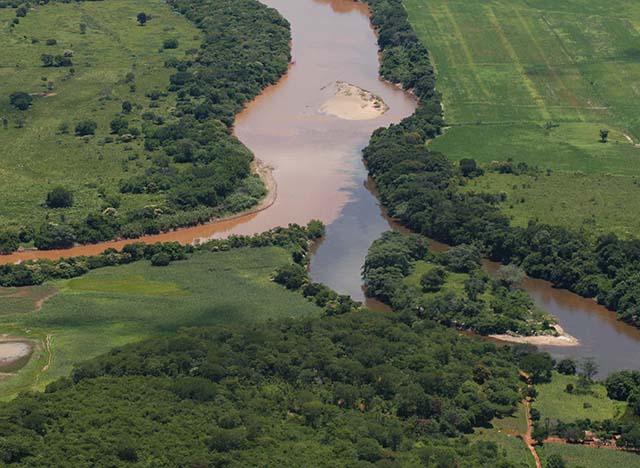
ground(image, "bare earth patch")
xmin=320 ymin=81 xmax=388 ymax=120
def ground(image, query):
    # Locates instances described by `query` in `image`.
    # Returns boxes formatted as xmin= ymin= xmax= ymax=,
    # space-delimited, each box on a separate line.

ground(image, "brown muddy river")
xmin=0 ymin=0 xmax=638 ymax=375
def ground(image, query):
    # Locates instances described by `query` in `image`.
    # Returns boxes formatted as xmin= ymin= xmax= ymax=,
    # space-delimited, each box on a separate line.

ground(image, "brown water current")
xmin=0 ymin=0 xmax=638 ymax=375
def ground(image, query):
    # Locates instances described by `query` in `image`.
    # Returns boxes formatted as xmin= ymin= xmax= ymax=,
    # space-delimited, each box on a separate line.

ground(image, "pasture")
xmin=0 ymin=246 xmax=322 ymax=399
xmin=538 ymin=443 xmax=640 ymax=468
xmin=0 ymin=0 xmax=199 ymax=228
xmin=532 ymin=372 xmax=624 ymax=423
xmin=406 ymin=0 xmax=640 ymax=235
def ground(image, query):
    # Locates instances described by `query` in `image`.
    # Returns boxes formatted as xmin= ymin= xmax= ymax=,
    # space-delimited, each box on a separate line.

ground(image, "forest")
xmin=361 ymin=0 xmax=640 ymax=329
xmin=0 ymin=309 xmax=539 ymax=467
xmin=362 ymin=232 xmax=555 ymax=337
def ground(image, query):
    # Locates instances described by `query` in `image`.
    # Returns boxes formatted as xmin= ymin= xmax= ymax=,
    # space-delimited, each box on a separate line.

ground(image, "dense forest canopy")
xmin=0 ymin=311 xmax=531 ymax=467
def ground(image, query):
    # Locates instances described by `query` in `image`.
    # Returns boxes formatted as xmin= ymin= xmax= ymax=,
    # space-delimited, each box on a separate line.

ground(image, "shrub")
xmin=45 ymin=187 xmax=73 ymax=208
xmin=150 ymin=252 xmax=171 ymax=267
xmin=163 ymin=38 xmax=179 ymax=49
xmin=46 ymin=38 xmax=57 ymax=46
xmin=9 ymin=91 xmax=33 ymax=111
xmin=75 ymin=120 xmax=97 ymax=136
xmin=273 ymin=264 xmax=306 ymax=290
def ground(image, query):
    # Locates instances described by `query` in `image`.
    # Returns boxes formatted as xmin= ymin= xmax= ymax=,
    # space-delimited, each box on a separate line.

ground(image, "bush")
xmin=45 ymin=187 xmax=73 ymax=208
xmin=421 ymin=267 xmax=447 ymax=292
xmin=163 ymin=38 xmax=179 ymax=49
xmin=556 ymin=359 xmax=577 ymax=375
xmin=46 ymin=38 xmax=57 ymax=46
xmin=273 ymin=264 xmax=306 ymax=290
xmin=9 ymin=91 xmax=33 ymax=111
xmin=75 ymin=120 xmax=97 ymax=136
xmin=150 ymin=252 xmax=171 ymax=267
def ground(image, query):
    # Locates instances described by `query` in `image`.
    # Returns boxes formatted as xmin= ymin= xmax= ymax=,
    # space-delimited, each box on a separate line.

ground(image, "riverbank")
xmin=490 ymin=324 xmax=580 ymax=347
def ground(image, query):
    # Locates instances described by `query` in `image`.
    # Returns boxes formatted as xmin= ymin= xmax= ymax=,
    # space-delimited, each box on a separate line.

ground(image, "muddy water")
xmin=1 ymin=0 xmax=639 ymax=375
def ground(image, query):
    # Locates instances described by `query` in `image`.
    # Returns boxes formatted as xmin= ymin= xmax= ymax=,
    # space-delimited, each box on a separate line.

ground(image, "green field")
xmin=0 ymin=246 xmax=321 ymax=399
xmin=462 ymin=171 xmax=640 ymax=238
xmin=468 ymin=404 xmax=535 ymax=468
xmin=405 ymin=0 xmax=640 ymax=236
xmin=0 ymin=0 xmax=199 ymax=228
xmin=532 ymin=372 xmax=625 ymax=423
xmin=538 ymin=443 xmax=640 ymax=468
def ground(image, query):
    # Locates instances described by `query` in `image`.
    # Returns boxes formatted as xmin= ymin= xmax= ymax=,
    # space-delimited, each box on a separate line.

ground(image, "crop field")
xmin=405 ymin=0 xmax=640 ymax=235
xmin=538 ymin=443 xmax=640 ymax=468
xmin=0 ymin=0 xmax=200 ymax=228
xmin=0 ymin=246 xmax=321 ymax=398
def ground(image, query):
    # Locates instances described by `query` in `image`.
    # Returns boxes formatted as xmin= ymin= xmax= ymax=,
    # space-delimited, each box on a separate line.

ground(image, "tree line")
xmin=361 ymin=0 xmax=640 ymax=329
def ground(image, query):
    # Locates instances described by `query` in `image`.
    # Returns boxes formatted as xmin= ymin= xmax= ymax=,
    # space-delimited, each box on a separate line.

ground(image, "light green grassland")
xmin=0 ymin=247 xmax=322 ymax=399
xmin=538 ymin=443 xmax=640 ymax=468
xmin=405 ymin=0 xmax=640 ymax=236
xmin=468 ymin=405 xmax=535 ymax=468
xmin=0 ymin=0 xmax=200 ymax=228
xmin=462 ymin=171 xmax=640 ymax=238
xmin=532 ymin=372 xmax=625 ymax=423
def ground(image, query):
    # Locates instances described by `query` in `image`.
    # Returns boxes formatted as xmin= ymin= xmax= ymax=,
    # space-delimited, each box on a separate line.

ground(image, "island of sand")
xmin=320 ymin=81 xmax=389 ymax=120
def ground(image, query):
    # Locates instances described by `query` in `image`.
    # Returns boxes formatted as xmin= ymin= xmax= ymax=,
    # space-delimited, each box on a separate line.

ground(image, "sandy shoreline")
xmin=490 ymin=324 xmax=580 ymax=347
xmin=320 ymin=81 xmax=388 ymax=120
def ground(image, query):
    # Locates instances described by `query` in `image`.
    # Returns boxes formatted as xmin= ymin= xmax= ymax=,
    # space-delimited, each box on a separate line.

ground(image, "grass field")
xmin=405 ymin=0 xmax=640 ymax=236
xmin=0 ymin=0 xmax=200 ymax=228
xmin=468 ymin=404 xmax=535 ymax=468
xmin=538 ymin=443 xmax=640 ymax=468
xmin=532 ymin=372 xmax=625 ymax=423
xmin=462 ymin=171 xmax=640 ymax=238
xmin=0 ymin=246 xmax=322 ymax=399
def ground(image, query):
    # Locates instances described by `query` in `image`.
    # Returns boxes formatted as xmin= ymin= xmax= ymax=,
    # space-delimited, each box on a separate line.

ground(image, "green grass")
xmin=462 ymin=171 xmax=640 ymax=238
xmin=532 ymin=372 xmax=625 ymax=423
xmin=468 ymin=405 xmax=535 ymax=468
xmin=0 ymin=0 xmax=200 ymax=228
xmin=0 ymin=247 xmax=322 ymax=399
xmin=0 ymin=284 xmax=57 ymax=315
xmin=404 ymin=260 xmax=470 ymax=296
xmin=538 ymin=443 xmax=640 ymax=468
xmin=405 ymin=0 xmax=640 ymax=236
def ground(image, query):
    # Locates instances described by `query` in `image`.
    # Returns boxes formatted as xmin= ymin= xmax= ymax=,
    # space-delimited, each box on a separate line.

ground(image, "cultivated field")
xmin=0 ymin=246 xmax=321 ymax=399
xmin=0 ymin=0 xmax=199 ymax=228
xmin=406 ymin=0 xmax=640 ymax=235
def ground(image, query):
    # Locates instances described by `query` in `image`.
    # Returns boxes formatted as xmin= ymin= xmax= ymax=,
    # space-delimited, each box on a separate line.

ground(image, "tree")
xmin=579 ymin=357 xmax=598 ymax=381
xmin=273 ymin=264 xmax=306 ymax=290
xmin=110 ymin=116 xmax=129 ymax=134
xmin=121 ymin=101 xmax=133 ymax=113
xmin=441 ymin=244 xmax=481 ymax=273
xmin=421 ymin=267 xmax=447 ymax=292
xmin=137 ymin=12 xmax=147 ymax=26
xmin=497 ymin=264 xmax=525 ymax=289
xmin=556 ymin=359 xmax=576 ymax=375
xmin=150 ymin=252 xmax=171 ymax=267
xmin=45 ymin=187 xmax=73 ymax=209
xmin=599 ymin=129 xmax=609 ymax=143
xmin=464 ymin=276 xmax=486 ymax=300
xmin=459 ymin=158 xmax=483 ymax=178
xmin=520 ymin=352 xmax=554 ymax=383
xmin=546 ymin=454 xmax=566 ymax=468
xmin=10 ymin=91 xmax=33 ymax=111
xmin=163 ymin=38 xmax=179 ymax=49
xmin=75 ymin=120 xmax=97 ymax=136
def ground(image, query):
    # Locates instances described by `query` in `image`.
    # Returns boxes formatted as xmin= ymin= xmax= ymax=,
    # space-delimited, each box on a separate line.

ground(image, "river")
xmin=1 ymin=0 xmax=639 ymax=375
